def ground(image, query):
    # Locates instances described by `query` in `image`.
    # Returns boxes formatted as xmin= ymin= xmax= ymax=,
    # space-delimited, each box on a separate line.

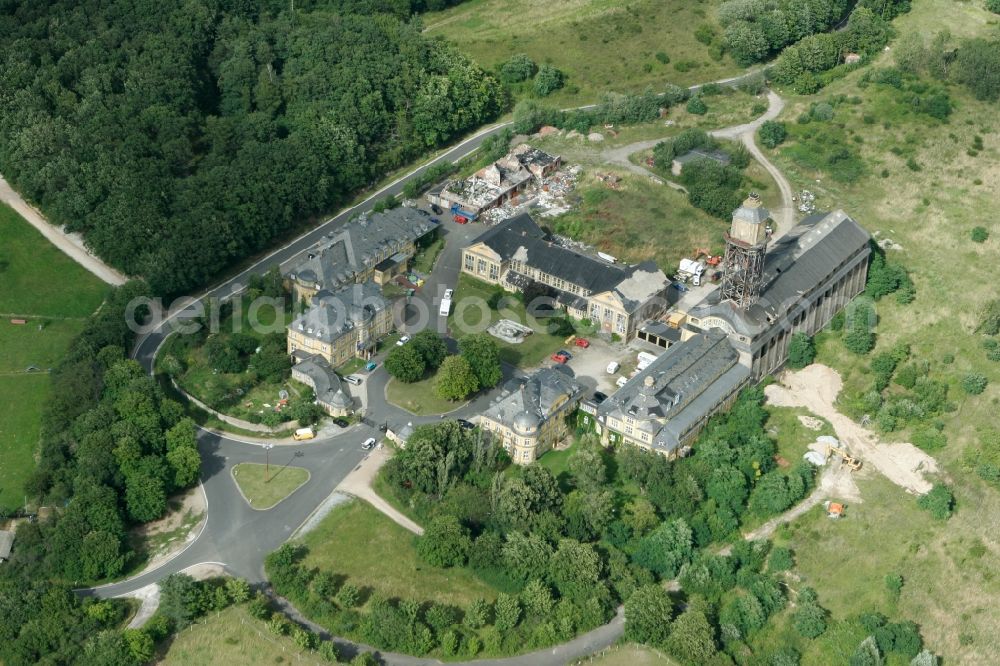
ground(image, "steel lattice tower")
xmin=721 ymin=193 xmax=770 ymax=309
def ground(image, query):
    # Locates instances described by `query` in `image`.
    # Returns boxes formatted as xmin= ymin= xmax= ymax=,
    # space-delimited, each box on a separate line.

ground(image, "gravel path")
xmin=0 ymin=174 xmax=127 ymax=285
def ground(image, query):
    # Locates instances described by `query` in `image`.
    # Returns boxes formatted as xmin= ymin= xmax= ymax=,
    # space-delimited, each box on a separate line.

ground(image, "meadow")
xmin=423 ymin=0 xmax=740 ymax=106
xmin=0 ymin=203 xmax=108 ymax=511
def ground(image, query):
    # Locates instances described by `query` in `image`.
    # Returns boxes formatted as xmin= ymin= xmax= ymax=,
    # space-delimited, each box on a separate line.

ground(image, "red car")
xmin=454 ymin=215 xmax=468 ymax=224
xmin=551 ymin=352 xmax=570 ymax=364
xmin=574 ymin=337 xmax=590 ymax=348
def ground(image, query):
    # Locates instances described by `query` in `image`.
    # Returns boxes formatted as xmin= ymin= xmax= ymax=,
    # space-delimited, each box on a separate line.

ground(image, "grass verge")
xmin=232 ymin=463 xmax=309 ymax=510
xmin=385 ymin=375 xmax=466 ymax=416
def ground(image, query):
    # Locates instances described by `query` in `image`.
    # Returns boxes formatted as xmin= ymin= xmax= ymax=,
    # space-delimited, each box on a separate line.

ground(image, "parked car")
xmin=431 ymin=203 xmax=443 ymax=214
xmin=454 ymin=215 xmax=468 ymax=224
xmin=332 ymin=418 xmax=349 ymax=428
xmin=416 ymin=209 xmax=430 ymax=217
xmin=616 ymin=376 xmax=629 ymax=388
xmin=457 ymin=419 xmax=476 ymax=431
xmin=365 ymin=361 xmax=377 ymax=371
xmin=362 ymin=437 xmax=377 ymax=450
xmin=606 ymin=361 xmax=620 ymax=374
xmin=430 ymin=217 xmax=441 ymax=224
xmin=551 ymin=352 xmax=570 ymax=364
xmin=293 ymin=427 xmax=315 ymax=441
xmin=671 ymin=282 xmax=689 ymax=293
xmin=344 ymin=375 xmax=363 ymax=385
xmin=592 ymin=391 xmax=608 ymax=403
xmin=557 ymin=349 xmax=572 ymax=360
xmin=574 ymin=338 xmax=590 ymax=348
xmin=396 ymin=335 xmax=411 ymax=346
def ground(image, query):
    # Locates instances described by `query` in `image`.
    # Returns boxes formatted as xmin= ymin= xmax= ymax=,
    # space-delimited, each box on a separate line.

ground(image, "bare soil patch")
xmin=766 ymin=364 xmax=940 ymax=495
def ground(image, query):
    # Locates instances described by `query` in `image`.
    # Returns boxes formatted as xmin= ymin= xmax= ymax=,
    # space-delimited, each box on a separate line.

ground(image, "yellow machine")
xmin=826 ymin=444 xmax=862 ymax=471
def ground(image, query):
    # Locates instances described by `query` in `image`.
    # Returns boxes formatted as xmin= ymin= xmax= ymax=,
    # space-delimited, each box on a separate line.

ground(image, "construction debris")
xmin=479 ymin=164 xmax=582 ymax=224
xmin=587 ymin=132 xmax=604 ymax=142
xmin=796 ymin=189 xmax=816 ymax=214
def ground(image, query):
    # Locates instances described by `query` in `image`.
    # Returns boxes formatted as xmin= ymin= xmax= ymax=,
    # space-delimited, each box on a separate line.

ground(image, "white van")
xmin=344 ymin=374 xmax=363 ymax=386
xmin=616 ymin=376 xmax=629 ymax=388
xmin=606 ymin=361 xmax=620 ymax=374
xmin=439 ymin=288 xmax=454 ymax=316
xmin=293 ymin=427 xmax=315 ymax=441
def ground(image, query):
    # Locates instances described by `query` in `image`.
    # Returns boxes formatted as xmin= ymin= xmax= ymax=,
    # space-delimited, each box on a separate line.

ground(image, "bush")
xmin=499 ymin=54 xmax=536 ymax=84
xmin=655 ymin=51 xmax=670 ymax=64
xmin=917 ymin=483 xmax=954 ymax=520
xmin=534 ymin=65 xmax=565 ymax=97
xmin=786 ymin=333 xmax=815 ymax=369
xmin=758 ymin=121 xmax=787 ymax=149
xmin=885 ymin=572 xmax=903 ymax=599
xmin=686 ymin=96 xmax=708 ymax=115
xmin=416 ymin=515 xmax=472 ymax=567
xmin=988 ymin=0 xmax=1000 ymax=14
xmin=961 ymin=373 xmax=988 ymax=395
xmin=768 ymin=546 xmax=794 ymax=572
xmin=971 ymin=226 xmax=989 ymax=243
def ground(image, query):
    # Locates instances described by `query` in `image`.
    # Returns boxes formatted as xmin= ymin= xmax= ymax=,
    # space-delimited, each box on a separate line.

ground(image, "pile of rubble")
xmin=479 ymin=165 xmax=582 ymax=224
xmin=796 ymin=189 xmax=816 ymax=214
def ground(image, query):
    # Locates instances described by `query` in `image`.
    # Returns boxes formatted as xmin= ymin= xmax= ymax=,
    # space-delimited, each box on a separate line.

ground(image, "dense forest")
xmin=0 ymin=0 xmax=502 ymax=295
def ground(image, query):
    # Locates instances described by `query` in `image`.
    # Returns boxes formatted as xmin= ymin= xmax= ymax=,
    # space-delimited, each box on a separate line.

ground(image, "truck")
xmin=637 ymin=351 xmax=658 ymax=371
xmin=677 ymin=258 xmax=706 ymax=286
xmin=439 ymin=288 xmax=454 ymax=316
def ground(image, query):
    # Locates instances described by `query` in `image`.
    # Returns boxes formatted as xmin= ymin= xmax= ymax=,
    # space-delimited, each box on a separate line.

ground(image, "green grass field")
xmin=232 ymin=463 xmax=309 ymax=510
xmin=0 ymin=203 xmax=109 ymax=317
xmin=385 ymin=375 xmax=466 ymax=416
xmin=161 ymin=604 xmax=329 ymax=666
xmin=423 ymin=0 xmax=740 ymax=106
xmin=297 ymin=499 xmax=496 ymax=607
xmin=448 ymin=274 xmax=566 ymax=368
xmin=0 ymin=203 xmax=108 ymax=511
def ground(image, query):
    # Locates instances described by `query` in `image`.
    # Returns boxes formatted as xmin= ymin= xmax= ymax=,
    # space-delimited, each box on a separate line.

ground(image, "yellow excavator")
xmin=826 ymin=444 xmax=862 ymax=471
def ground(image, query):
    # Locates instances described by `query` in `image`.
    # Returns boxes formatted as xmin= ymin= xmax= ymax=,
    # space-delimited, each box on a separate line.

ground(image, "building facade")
xmin=461 ymin=214 xmax=671 ymax=340
xmin=595 ymin=329 xmax=750 ymax=457
xmin=286 ymin=281 xmax=393 ymax=367
xmin=290 ymin=353 xmax=354 ymax=417
xmin=685 ymin=209 xmax=871 ymax=378
xmin=478 ymin=366 xmax=584 ymax=464
xmin=285 ymin=207 xmax=438 ymax=303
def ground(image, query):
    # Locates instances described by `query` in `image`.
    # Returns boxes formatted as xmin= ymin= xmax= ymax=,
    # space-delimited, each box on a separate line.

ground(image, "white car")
xmin=362 ymin=437 xmax=377 ymax=450
xmin=616 ymin=375 xmax=629 ymax=388
xmin=606 ymin=361 xmax=620 ymax=374
xmin=396 ymin=335 xmax=411 ymax=346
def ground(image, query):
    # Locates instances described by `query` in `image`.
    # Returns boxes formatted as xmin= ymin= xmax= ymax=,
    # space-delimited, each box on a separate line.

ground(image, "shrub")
xmin=917 ymin=483 xmax=954 ymax=519
xmin=885 ymin=572 xmax=903 ymax=599
xmin=768 ymin=546 xmax=794 ymax=572
xmin=971 ymin=226 xmax=989 ymax=243
xmin=787 ymin=333 xmax=815 ymax=369
xmin=499 ymin=54 xmax=536 ymax=83
xmin=686 ymin=96 xmax=708 ymax=115
xmin=758 ymin=120 xmax=787 ymax=148
xmin=534 ymin=65 xmax=565 ymax=97
xmin=793 ymin=602 xmax=827 ymax=638
xmin=961 ymin=373 xmax=988 ymax=395
xmin=655 ymin=51 xmax=670 ymax=64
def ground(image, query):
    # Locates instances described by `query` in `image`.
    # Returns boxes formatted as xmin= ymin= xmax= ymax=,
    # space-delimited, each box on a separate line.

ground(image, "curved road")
xmin=78 ymin=70 xmax=792 ymax=664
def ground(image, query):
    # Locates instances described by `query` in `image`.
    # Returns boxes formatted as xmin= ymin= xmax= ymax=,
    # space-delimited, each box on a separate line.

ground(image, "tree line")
xmin=0 ymin=0 xmax=504 ymax=296
xmin=0 ymin=281 xmax=206 ymax=665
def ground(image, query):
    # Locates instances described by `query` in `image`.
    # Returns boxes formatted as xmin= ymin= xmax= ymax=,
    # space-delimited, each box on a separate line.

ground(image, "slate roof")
xmin=470 ymin=214 xmax=670 ymax=311
xmin=288 ymin=208 xmax=438 ymax=291
xmin=483 ymin=366 xmax=584 ymax=434
xmin=690 ymin=210 xmax=871 ymax=337
xmin=292 ymin=354 xmax=352 ymax=410
xmin=598 ymin=329 xmax=749 ymax=453
xmin=289 ymin=281 xmax=388 ymax=344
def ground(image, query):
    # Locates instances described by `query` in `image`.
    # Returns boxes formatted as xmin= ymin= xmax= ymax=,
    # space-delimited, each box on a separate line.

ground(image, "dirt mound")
xmin=766 ymin=364 xmax=939 ymax=495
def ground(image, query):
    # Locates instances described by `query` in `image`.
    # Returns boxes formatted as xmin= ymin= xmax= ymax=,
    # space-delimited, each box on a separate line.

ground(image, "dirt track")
xmin=0 ymin=174 xmax=126 ymax=285
xmin=766 ymin=364 xmax=939 ymax=495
